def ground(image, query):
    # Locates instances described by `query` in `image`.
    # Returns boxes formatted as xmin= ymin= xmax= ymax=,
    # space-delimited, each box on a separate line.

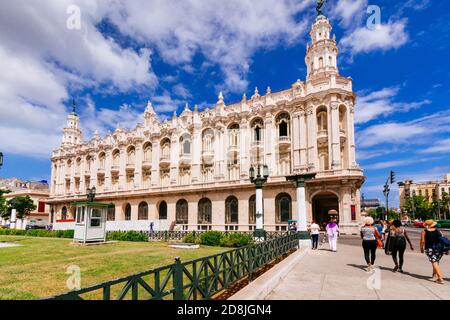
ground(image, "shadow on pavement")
xmin=347 ymin=263 xmax=450 ymax=282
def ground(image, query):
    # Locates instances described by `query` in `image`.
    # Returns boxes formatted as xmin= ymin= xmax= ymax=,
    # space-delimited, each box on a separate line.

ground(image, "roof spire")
xmin=72 ymin=98 xmax=77 ymax=115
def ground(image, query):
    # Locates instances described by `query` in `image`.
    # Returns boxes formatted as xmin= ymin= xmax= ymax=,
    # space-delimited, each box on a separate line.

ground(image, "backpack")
xmin=432 ymin=232 xmax=450 ymax=253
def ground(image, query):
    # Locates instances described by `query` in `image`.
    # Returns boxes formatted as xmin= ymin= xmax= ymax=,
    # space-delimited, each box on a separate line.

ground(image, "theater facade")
xmin=47 ymin=15 xmax=365 ymax=234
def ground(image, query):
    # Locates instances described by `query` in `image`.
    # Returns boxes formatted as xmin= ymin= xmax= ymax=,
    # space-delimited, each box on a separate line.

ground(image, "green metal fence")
xmin=46 ymin=233 xmax=300 ymax=300
xmin=143 ymin=230 xmax=290 ymax=241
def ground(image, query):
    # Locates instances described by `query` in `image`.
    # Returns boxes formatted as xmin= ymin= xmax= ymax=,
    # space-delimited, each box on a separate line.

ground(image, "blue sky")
xmin=1 ymin=0 xmax=449 ymax=207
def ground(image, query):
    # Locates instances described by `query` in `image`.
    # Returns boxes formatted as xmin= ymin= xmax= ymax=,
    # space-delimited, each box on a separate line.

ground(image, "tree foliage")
xmin=7 ymin=196 xmax=37 ymax=220
xmin=0 ymin=189 xmax=11 ymax=219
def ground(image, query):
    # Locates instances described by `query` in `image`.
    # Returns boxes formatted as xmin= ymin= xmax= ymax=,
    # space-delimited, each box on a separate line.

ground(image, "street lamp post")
xmin=86 ymin=187 xmax=96 ymax=202
xmin=249 ymin=163 xmax=269 ymax=238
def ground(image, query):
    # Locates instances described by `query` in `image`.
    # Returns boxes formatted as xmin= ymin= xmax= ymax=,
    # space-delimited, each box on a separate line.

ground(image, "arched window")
xmin=228 ymin=123 xmax=240 ymax=147
xmin=339 ymin=105 xmax=347 ymax=132
xmin=251 ymin=118 xmax=264 ymax=142
xmin=276 ymin=193 xmax=292 ymax=224
xmin=161 ymin=139 xmax=171 ymax=159
xmin=127 ymin=146 xmax=135 ymax=164
xmin=317 ymin=107 xmax=328 ymax=132
xmin=180 ymin=134 xmax=191 ymax=155
xmin=176 ymin=199 xmax=189 ymax=224
xmin=159 ymin=201 xmax=167 ymax=220
xmin=61 ymin=207 xmax=67 ymax=220
xmin=249 ymin=195 xmax=256 ymax=225
xmin=225 ymin=196 xmax=239 ymax=224
xmin=124 ymin=203 xmax=131 ymax=221
xmin=143 ymin=142 xmax=152 ymax=161
xmin=319 ymin=57 xmax=324 ymax=68
xmin=202 ymin=129 xmax=214 ymax=153
xmin=198 ymin=198 xmax=212 ymax=224
xmin=138 ymin=202 xmax=148 ymax=220
xmin=107 ymin=205 xmax=116 ymax=221
xmin=276 ymin=113 xmax=290 ymax=137
xmin=98 ymin=152 xmax=106 ymax=169
xmin=112 ymin=150 xmax=120 ymax=166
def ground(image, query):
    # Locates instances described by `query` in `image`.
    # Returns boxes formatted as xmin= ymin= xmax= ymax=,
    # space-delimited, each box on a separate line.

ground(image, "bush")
xmin=0 ymin=228 xmax=74 ymax=239
xmin=220 ymin=233 xmax=253 ymax=248
xmin=107 ymin=231 xmax=148 ymax=242
xmin=183 ymin=233 xmax=198 ymax=244
xmin=199 ymin=231 xmax=223 ymax=247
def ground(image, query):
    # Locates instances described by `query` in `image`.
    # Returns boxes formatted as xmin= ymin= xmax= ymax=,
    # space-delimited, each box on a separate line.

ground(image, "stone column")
xmin=292 ymin=112 xmax=301 ymax=171
xmin=118 ymin=146 xmax=126 ymax=190
xmin=330 ymin=101 xmax=341 ymax=169
xmin=151 ymin=137 xmax=160 ymax=187
xmin=240 ymin=121 xmax=249 ymax=179
xmin=10 ymin=209 xmax=17 ymax=229
xmin=299 ymin=111 xmax=308 ymax=170
xmin=191 ymin=126 xmax=201 ymax=183
xmin=287 ymin=173 xmax=316 ymax=243
xmin=104 ymin=149 xmax=112 ymax=192
xmin=170 ymin=136 xmax=179 ymax=185
xmin=306 ymin=106 xmax=318 ymax=170
xmin=135 ymin=143 xmax=143 ymax=189
xmin=347 ymin=105 xmax=357 ymax=168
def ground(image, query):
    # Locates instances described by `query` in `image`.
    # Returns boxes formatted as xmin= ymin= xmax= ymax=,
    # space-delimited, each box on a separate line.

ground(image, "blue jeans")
xmin=311 ymin=234 xmax=319 ymax=249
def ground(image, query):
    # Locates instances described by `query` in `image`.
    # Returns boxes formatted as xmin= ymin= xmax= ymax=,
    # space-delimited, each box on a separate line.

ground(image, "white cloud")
xmin=172 ymin=84 xmax=192 ymax=99
xmin=420 ymin=138 xmax=450 ymax=154
xmin=332 ymin=0 xmax=367 ymax=27
xmin=340 ymin=20 xmax=409 ymax=54
xmin=0 ymin=0 xmax=159 ymax=159
xmin=102 ymin=0 xmax=312 ymax=92
xmin=357 ymin=110 xmax=450 ymax=148
xmin=364 ymin=157 xmax=440 ymax=170
xmin=355 ymin=86 xmax=431 ymax=124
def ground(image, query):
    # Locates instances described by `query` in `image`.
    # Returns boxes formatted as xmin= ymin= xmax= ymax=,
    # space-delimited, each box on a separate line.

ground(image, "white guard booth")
xmin=73 ymin=202 xmax=109 ymax=243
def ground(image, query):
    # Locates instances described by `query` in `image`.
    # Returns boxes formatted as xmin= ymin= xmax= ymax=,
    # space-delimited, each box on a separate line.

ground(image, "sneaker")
xmin=436 ymin=279 xmax=445 ymax=285
xmin=366 ymin=264 xmax=372 ymax=272
xmin=393 ymin=265 xmax=399 ymax=273
xmin=398 ymin=268 xmax=404 ymax=273
xmin=429 ymin=276 xmax=438 ymax=282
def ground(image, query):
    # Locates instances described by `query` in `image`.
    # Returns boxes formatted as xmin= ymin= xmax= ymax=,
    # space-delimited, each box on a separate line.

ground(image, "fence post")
xmin=173 ymin=257 xmax=184 ymax=300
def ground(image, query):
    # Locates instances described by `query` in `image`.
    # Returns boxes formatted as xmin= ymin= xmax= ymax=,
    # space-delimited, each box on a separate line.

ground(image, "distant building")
xmin=398 ymin=174 xmax=450 ymax=211
xmin=0 ymin=177 xmax=49 ymax=192
xmin=0 ymin=178 xmax=50 ymax=228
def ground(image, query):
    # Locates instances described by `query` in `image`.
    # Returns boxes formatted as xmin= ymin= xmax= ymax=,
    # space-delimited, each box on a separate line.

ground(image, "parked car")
xmin=25 ymin=219 xmax=47 ymax=230
xmin=413 ymin=220 xmax=425 ymax=228
xmin=437 ymin=220 xmax=450 ymax=229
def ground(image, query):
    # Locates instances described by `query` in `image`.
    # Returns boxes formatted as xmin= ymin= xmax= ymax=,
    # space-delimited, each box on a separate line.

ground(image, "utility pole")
xmin=383 ymin=170 xmax=396 ymax=220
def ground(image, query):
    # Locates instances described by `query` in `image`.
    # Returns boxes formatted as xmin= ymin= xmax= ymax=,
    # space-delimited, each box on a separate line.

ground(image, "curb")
xmin=229 ymin=246 xmax=309 ymax=300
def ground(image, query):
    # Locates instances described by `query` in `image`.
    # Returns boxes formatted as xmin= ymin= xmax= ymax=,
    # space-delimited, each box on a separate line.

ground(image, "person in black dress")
xmin=420 ymin=220 xmax=446 ymax=284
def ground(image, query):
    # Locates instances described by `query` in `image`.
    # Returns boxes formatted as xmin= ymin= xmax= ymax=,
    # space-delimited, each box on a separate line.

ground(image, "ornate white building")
xmin=47 ymin=15 xmax=365 ymax=234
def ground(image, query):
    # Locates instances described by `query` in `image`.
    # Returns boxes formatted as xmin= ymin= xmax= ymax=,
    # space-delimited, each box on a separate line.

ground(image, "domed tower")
xmin=305 ymin=14 xmax=339 ymax=80
xmin=61 ymin=99 xmax=83 ymax=147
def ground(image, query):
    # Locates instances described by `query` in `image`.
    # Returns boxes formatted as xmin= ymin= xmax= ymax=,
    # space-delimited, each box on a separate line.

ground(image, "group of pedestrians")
xmin=360 ymin=217 xmax=449 ymax=284
xmin=308 ymin=218 xmax=339 ymax=252
xmin=308 ymin=217 xmax=449 ymax=284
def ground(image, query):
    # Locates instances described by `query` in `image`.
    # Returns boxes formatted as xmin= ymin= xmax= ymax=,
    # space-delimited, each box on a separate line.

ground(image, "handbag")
xmin=376 ymin=237 xmax=383 ymax=248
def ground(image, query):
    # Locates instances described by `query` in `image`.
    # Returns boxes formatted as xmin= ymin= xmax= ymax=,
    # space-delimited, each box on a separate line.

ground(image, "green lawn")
xmin=0 ymin=236 xmax=226 ymax=300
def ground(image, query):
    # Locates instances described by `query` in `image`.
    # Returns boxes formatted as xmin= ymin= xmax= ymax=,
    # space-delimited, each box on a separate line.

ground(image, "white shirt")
xmin=310 ymin=223 xmax=320 ymax=235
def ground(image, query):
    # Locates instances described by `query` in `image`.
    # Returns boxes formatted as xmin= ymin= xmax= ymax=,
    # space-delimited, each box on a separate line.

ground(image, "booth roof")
xmin=71 ymin=202 xmax=113 ymax=207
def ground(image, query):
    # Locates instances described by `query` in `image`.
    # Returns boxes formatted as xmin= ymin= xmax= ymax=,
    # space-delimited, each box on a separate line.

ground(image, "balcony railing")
xmin=179 ymin=153 xmax=191 ymax=166
xmin=142 ymin=160 xmax=152 ymax=170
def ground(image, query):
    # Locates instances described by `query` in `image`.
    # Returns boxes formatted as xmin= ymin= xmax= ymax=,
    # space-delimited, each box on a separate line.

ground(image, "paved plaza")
xmin=232 ymin=228 xmax=450 ymax=300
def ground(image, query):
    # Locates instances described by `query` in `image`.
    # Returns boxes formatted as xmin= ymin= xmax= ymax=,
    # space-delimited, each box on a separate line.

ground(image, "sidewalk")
xmin=232 ymin=240 xmax=450 ymax=300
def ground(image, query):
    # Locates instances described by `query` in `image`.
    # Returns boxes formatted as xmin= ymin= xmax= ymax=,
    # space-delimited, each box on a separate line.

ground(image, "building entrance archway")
xmin=312 ymin=192 xmax=339 ymax=228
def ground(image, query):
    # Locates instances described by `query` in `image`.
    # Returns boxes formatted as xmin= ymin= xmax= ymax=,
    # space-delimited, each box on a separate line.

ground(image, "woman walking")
xmin=390 ymin=219 xmax=414 ymax=273
xmin=309 ymin=220 xmax=320 ymax=250
xmin=326 ymin=218 xmax=339 ymax=252
xmin=420 ymin=220 xmax=446 ymax=284
xmin=361 ymin=217 xmax=380 ymax=271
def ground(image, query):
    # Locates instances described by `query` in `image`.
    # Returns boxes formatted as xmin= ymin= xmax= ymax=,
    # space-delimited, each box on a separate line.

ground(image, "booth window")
xmin=76 ymin=207 xmax=85 ymax=224
xmin=90 ymin=209 xmax=102 ymax=227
